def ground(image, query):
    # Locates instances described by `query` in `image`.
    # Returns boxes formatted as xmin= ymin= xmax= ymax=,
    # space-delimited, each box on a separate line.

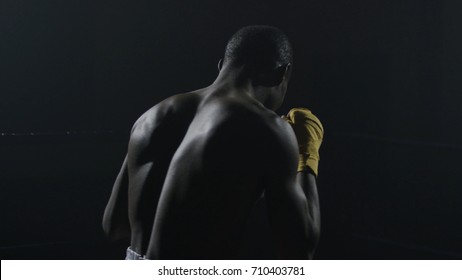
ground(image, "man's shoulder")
xmin=206 ymin=103 xmax=298 ymax=178
xmin=132 ymin=92 xmax=200 ymax=131
xmin=203 ymin=99 xmax=297 ymax=155
xmin=128 ymin=92 xmax=201 ymax=155
xmin=228 ymin=103 xmax=293 ymax=143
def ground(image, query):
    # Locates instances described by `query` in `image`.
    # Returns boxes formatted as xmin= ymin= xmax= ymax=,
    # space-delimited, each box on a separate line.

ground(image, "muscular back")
xmin=126 ymin=89 xmax=297 ymax=259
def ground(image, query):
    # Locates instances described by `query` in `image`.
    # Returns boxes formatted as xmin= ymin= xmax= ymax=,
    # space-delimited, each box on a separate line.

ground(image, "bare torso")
xmin=126 ymin=88 xmax=286 ymax=259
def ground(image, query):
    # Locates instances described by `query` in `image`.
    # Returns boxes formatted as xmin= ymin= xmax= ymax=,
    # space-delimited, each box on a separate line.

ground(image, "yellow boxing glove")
xmin=283 ymin=108 xmax=324 ymax=176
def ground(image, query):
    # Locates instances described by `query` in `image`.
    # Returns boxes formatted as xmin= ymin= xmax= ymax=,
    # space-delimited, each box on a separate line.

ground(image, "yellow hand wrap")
xmin=283 ymin=108 xmax=324 ymax=176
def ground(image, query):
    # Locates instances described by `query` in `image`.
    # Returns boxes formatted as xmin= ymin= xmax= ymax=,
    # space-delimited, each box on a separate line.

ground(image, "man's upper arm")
xmin=102 ymin=104 xmax=167 ymax=237
xmin=102 ymin=95 xmax=188 ymax=241
xmin=262 ymin=121 xmax=317 ymax=259
xmin=102 ymin=156 xmax=130 ymax=241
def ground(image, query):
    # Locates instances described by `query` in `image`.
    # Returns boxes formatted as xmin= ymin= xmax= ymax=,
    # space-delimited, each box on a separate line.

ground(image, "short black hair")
xmin=223 ymin=25 xmax=293 ymax=72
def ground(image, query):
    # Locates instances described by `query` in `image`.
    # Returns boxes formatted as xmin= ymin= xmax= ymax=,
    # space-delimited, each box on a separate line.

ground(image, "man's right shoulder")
xmin=204 ymin=101 xmax=298 ymax=170
xmin=226 ymin=103 xmax=294 ymax=143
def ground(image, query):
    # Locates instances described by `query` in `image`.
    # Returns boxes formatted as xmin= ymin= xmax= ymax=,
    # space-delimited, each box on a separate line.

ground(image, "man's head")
xmin=221 ymin=25 xmax=293 ymax=110
xmin=223 ymin=25 xmax=293 ymax=74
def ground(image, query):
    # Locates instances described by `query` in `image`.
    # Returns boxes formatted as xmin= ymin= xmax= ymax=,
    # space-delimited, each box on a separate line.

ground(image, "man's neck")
xmin=210 ymin=65 xmax=265 ymax=103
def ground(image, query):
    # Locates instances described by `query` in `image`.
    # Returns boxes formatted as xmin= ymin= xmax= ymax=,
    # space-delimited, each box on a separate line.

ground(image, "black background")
xmin=1 ymin=0 xmax=461 ymax=259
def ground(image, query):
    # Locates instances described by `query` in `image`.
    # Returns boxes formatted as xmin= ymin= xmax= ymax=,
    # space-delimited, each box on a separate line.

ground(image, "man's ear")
xmin=217 ymin=59 xmax=223 ymax=72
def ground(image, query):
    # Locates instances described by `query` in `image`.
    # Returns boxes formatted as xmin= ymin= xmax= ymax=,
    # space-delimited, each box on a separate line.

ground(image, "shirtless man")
xmin=102 ymin=26 xmax=323 ymax=259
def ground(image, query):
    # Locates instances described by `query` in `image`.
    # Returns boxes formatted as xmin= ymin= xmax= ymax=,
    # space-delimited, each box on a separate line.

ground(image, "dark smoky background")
xmin=1 ymin=0 xmax=461 ymax=259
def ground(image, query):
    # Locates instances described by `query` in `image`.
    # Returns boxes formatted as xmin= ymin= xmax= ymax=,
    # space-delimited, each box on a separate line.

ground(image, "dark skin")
xmin=102 ymin=62 xmax=320 ymax=259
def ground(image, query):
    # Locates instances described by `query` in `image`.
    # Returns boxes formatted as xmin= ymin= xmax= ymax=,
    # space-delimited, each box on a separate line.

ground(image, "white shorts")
xmin=125 ymin=247 xmax=148 ymax=260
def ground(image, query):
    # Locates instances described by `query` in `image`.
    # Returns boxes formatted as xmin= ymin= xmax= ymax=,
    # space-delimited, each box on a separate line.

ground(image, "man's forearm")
xmin=297 ymin=171 xmax=321 ymax=255
xmin=102 ymin=157 xmax=131 ymax=241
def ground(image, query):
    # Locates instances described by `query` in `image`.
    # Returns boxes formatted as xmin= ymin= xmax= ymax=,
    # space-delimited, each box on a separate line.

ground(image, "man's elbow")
xmin=102 ymin=217 xmax=116 ymax=240
xmin=102 ymin=222 xmax=130 ymax=241
xmin=102 ymin=213 xmax=129 ymax=241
